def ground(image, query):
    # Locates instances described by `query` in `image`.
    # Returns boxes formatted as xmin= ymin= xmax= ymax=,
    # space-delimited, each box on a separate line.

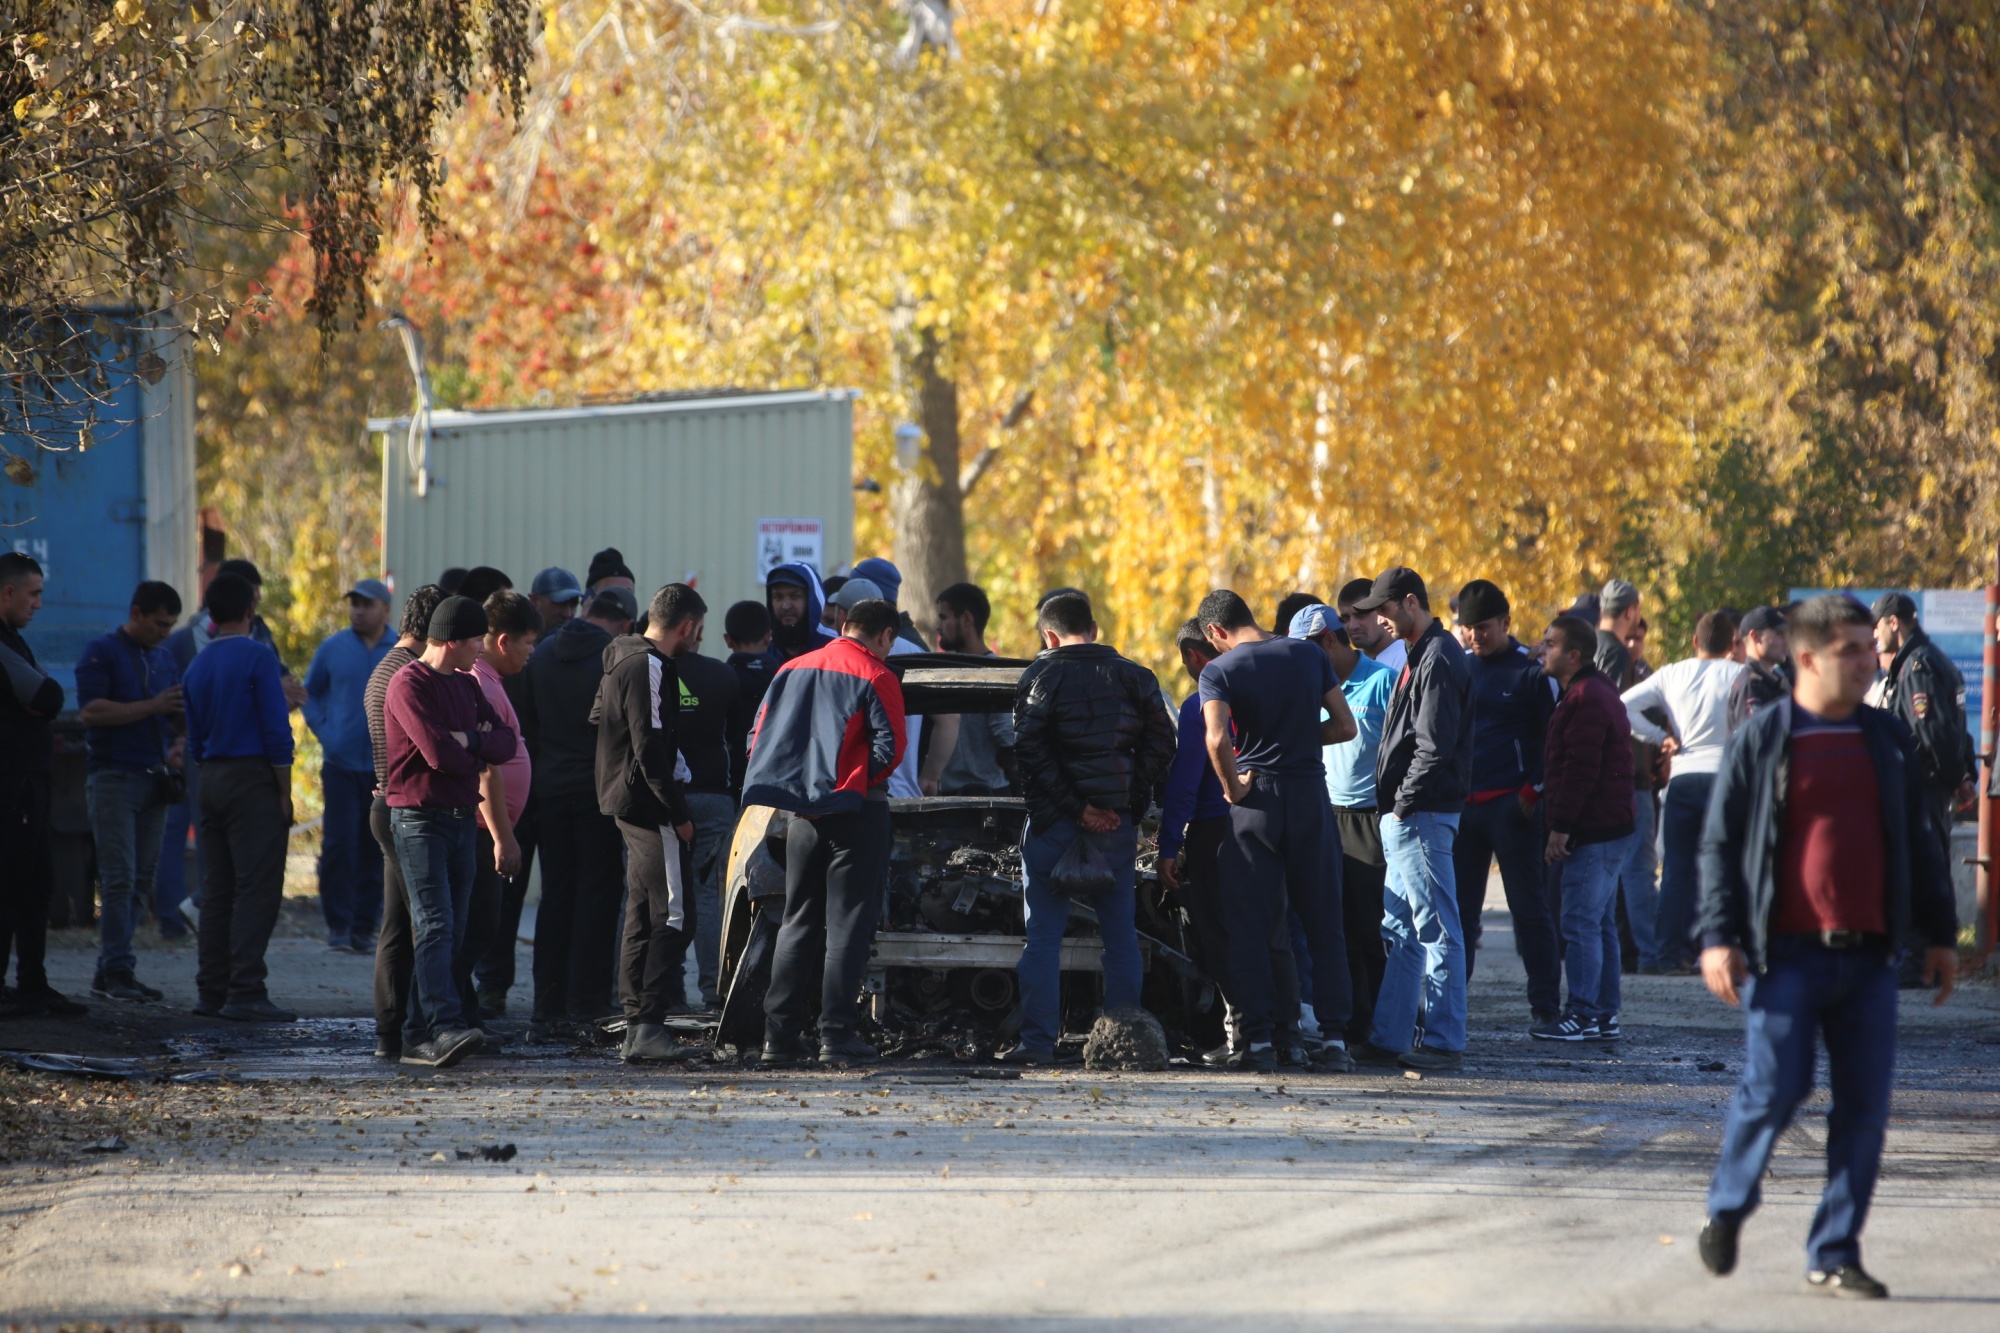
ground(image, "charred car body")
xmin=714 ymin=653 xmax=1223 ymax=1058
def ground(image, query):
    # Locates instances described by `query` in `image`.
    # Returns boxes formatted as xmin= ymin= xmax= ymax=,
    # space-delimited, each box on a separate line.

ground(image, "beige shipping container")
xmin=370 ymin=389 xmax=856 ymax=615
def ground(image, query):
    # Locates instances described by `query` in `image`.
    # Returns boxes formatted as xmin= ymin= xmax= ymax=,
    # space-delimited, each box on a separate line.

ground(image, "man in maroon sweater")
xmin=384 ymin=596 xmax=518 ymax=1068
xmin=1695 ymin=594 xmax=1959 ymax=1299
xmin=1533 ymin=615 xmax=1636 ymax=1043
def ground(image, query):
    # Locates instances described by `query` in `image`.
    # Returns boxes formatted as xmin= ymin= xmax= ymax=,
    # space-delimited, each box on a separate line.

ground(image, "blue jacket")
xmin=184 ymin=635 xmax=295 ymax=767
xmin=75 ymin=628 xmax=179 ymax=771
xmin=1696 ymin=700 xmax=1956 ymax=972
xmin=1467 ymin=638 xmax=1556 ymax=795
xmin=304 ymin=628 xmax=393 ymax=773
xmin=1158 ymin=691 xmax=1229 ymax=858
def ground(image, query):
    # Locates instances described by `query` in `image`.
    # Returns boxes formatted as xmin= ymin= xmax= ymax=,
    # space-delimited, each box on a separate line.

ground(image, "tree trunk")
xmin=890 ymin=329 xmax=968 ymax=643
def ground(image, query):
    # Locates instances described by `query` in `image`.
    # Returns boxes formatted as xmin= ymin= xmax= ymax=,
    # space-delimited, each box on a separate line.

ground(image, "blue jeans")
xmin=1555 ymin=832 xmax=1634 ymax=1019
xmin=86 ymin=767 xmax=167 ymax=979
xmin=390 ymin=807 xmax=477 ymax=1047
xmin=1655 ymin=773 xmax=1714 ymax=967
xmin=1453 ymin=796 xmax=1563 ymax=1017
xmin=1617 ymin=789 xmax=1661 ymax=970
xmin=1372 ymin=811 xmax=1466 ymax=1054
xmin=155 ymin=798 xmax=194 ymax=934
xmin=1707 ymin=938 xmax=1897 ymax=1273
xmin=318 ymin=766 xmax=383 ymax=947
xmin=1018 ymin=817 xmax=1141 ymax=1053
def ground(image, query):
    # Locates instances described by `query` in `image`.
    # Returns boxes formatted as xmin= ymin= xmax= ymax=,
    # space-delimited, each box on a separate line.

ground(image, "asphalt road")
xmin=3 ymin=905 xmax=1998 ymax=1331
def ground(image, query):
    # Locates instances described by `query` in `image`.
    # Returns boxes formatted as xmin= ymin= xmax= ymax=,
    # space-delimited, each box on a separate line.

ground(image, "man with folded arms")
xmin=384 ymin=595 xmax=517 ymax=1069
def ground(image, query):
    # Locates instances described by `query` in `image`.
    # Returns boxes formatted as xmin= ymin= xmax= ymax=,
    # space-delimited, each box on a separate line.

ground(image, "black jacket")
xmin=1375 ymin=620 xmax=1475 ymax=818
xmin=725 ymin=650 xmax=775 ymax=798
xmin=590 ymin=633 xmax=689 ymax=827
xmin=1881 ymin=626 xmax=1974 ymax=793
xmin=1013 ymin=643 xmax=1175 ymax=828
xmin=1725 ymin=659 xmax=1790 ymax=733
xmin=1696 ymin=701 xmax=1957 ymax=972
xmin=521 ymin=618 xmax=613 ymax=801
xmin=0 ymin=624 xmax=60 ymax=779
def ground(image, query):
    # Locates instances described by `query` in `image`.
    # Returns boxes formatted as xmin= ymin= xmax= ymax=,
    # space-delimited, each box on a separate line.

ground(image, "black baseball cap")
xmin=1351 ymin=567 xmax=1427 ymax=613
xmin=1739 ymin=605 xmax=1787 ymax=634
xmin=1869 ymin=592 xmax=1917 ymax=622
xmin=1454 ymin=579 xmax=1509 ymax=625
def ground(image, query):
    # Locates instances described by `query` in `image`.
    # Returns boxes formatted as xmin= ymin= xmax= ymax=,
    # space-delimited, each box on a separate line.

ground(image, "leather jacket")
xmin=1013 ymin=643 xmax=1176 ymax=828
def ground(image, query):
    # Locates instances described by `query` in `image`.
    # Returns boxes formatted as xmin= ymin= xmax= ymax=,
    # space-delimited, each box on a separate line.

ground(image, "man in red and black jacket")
xmin=1534 ymin=614 xmax=1637 ymax=1043
xmin=741 ymin=597 xmax=907 ymax=1067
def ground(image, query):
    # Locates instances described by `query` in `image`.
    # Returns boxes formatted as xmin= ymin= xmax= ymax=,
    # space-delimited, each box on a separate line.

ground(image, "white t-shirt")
xmin=1370 ymin=637 xmax=1408 ymax=675
xmin=1621 ymin=657 xmax=1746 ymax=778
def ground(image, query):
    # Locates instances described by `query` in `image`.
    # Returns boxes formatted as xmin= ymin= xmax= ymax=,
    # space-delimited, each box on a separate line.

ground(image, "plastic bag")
xmin=1050 ymin=831 xmax=1117 ymax=899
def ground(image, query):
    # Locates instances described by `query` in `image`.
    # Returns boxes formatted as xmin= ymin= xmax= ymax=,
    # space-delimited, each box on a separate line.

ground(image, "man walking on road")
xmin=77 ymin=580 xmax=184 ymax=1004
xmin=384 ymin=595 xmax=517 ymax=1069
xmin=1006 ymin=593 xmax=1174 ymax=1065
xmin=1450 ymin=579 xmax=1563 ymax=1027
xmin=594 ymin=584 xmax=708 ymax=1065
xmin=1695 ymin=594 xmax=1959 ymax=1300
xmin=1621 ymin=611 xmax=1744 ymax=971
xmin=304 ymin=578 xmax=394 ymax=954
xmin=0 ymin=553 xmax=85 ymax=1020
xmin=1348 ymin=567 xmax=1474 ymax=1072
xmin=1533 ymin=616 xmax=1636 ymax=1042
xmin=1198 ymin=590 xmax=1359 ymax=1072
xmin=183 ymin=573 xmax=298 ymax=1023
xmin=519 ymin=587 xmax=632 ymax=1040
xmin=744 ymin=598 xmax=909 ymax=1068
xmin=1292 ymin=604 xmax=1397 ymax=1047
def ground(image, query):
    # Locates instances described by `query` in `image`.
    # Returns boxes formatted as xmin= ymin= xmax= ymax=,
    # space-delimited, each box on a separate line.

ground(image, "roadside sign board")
xmin=756 ymin=517 xmax=825 ymax=583
xmin=1790 ymin=587 xmax=1986 ymax=754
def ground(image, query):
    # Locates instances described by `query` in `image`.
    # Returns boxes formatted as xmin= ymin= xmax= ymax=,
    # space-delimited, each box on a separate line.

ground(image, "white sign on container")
xmin=756 ymin=517 xmax=825 ymax=582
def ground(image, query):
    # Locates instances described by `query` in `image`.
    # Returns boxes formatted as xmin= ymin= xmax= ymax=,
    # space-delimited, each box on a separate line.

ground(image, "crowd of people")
xmin=0 ymin=544 xmax=1974 ymax=1296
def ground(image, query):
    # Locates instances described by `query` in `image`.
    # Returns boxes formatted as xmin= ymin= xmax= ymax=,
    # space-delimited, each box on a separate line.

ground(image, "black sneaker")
xmin=1531 ymin=1013 xmax=1595 ymax=1042
xmin=18 ymin=987 xmax=88 ymax=1018
xmin=1223 ymin=1043 xmax=1278 ymax=1074
xmin=1316 ymin=1043 xmax=1356 ymax=1073
xmin=1200 ymin=1042 xmax=1244 ymax=1068
xmin=91 ymin=973 xmax=160 ymax=1003
xmin=374 ymin=1037 xmax=402 ymax=1060
xmin=996 ymin=1043 xmax=1054 ymax=1066
xmin=219 ymin=998 xmax=298 ymax=1024
xmin=819 ymin=1034 xmax=882 ymax=1067
xmin=1350 ymin=1041 xmax=1404 ymax=1067
xmin=1698 ymin=1217 xmax=1739 ymax=1276
xmin=1399 ymin=1047 xmax=1463 ymax=1072
xmin=1596 ymin=1014 xmax=1622 ymax=1040
xmin=760 ymin=1037 xmax=810 ymax=1068
xmin=424 ymin=1027 xmax=485 ymax=1069
xmin=192 ymin=996 xmax=225 ymax=1018
xmin=1805 ymin=1265 xmax=1888 ymax=1299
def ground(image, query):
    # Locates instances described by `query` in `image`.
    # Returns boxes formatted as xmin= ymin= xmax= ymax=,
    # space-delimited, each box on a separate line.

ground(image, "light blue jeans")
xmin=1556 ymin=831 xmax=1636 ymax=1020
xmin=87 ymin=767 xmax=168 ymax=980
xmin=1371 ymin=811 xmax=1466 ymax=1054
xmin=1617 ymin=789 xmax=1661 ymax=970
xmin=1018 ymin=817 xmax=1141 ymax=1053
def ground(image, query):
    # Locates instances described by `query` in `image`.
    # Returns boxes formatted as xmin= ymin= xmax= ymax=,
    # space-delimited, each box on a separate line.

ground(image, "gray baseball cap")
xmin=830 ymin=577 xmax=884 ymax=610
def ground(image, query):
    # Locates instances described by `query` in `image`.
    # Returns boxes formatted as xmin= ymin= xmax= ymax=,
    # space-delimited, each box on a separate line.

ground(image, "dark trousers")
xmin=1707 ymin=938 xmax=1897 ymax=1273
xmin=389 ymin=806 xmax=476 ymax=1047
xmin=617 ymin=818 xmax=697 ymax=1025
xmin=765 ymin=804 xmax=892 ymax=1043
xmin=1216 ymin=775 xmax=1351 ymax=1045
xmin=1178 ymin=815 xmax=1299 ymax=1040
xmin=1452 ymin=796 xmax=1563 ymax=1017
xmin=531 ymin=792 xmax=625 ymax=1021
xmin=1656 ymin=773 xmax=1716 ymax=967
xmin=194 ymin=758 xmax=289 ymax=1006
xmin=1336 ymin=807 xmax=1388 ymax=1045
xmin=474 ymin=795 xmax=538 ymax=999
xmin=368 ymin=796 xmax=413 ymax=1045
xmin=0 ymin=772 xmax=54 ymax=993
xmin=317 ymin=765 xmax=383 ymax=947
xmin=458 ymin=827 xmax=511 ymax=1021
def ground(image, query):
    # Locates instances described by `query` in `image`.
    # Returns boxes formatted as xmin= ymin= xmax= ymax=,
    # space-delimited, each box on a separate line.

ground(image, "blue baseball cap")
xmin=1289 ymin=604 xmax=1341 ymax=639
xmin=531 ymin=567 xmax=585 ymax=603
xmin=346 ymin=578 xmax=392 ymax=604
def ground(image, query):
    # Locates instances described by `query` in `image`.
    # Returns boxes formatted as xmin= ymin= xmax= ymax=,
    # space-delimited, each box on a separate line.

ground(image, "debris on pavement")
xmin=1083 ymin=1005 xmax=1169 ymax=1071
xmin=83 ymin=1135 xmax=128 ymax=1153
xmin=456 ymin=1143 xmax=518 ymax=1162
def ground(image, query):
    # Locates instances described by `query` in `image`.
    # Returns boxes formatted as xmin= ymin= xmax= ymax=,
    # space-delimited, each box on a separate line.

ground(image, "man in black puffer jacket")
xmin=1006 ymin=592 xmax=1175 ymax=1063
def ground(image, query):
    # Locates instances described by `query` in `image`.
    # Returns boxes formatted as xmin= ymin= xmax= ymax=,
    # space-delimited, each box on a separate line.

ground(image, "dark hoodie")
xmin=521 ymin=616 xmax=614 ymax=801
xmin=590 ymin=633 xmax=690 ymax=829
xmin=764 ymin=561 xmax=837 ymax=664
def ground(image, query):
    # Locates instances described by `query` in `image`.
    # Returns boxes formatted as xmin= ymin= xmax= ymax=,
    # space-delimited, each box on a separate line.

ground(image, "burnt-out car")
xmin=712 ymin=652 xmax=1223 ymax=1058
